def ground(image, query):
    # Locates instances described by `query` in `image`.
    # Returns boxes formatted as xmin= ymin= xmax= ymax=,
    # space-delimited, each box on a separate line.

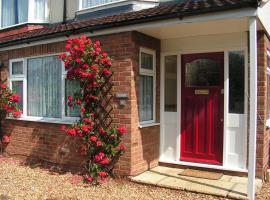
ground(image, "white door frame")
xmin=160 ymin=47 xmax=248 ymax=173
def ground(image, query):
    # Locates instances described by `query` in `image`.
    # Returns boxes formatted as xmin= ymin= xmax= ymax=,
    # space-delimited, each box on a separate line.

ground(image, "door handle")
xmin=220 ymin=118 xmax=224 ymax=122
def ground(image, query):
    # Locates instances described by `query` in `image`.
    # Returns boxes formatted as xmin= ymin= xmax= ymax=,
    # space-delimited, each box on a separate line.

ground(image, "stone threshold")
xmin=130 ymin=166 xmax=263 ymax=200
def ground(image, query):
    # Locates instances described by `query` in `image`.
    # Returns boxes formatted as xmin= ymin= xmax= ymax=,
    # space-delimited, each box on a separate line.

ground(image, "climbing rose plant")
xmin=0 ymin=82 xmax=22 ymax=143
xmin=59 ymin=36 xmax=126 ymax=184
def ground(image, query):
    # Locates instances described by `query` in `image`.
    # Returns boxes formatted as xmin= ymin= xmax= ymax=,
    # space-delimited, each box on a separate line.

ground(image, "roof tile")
xmin=0 ymin=0 xmax=256 ymax=47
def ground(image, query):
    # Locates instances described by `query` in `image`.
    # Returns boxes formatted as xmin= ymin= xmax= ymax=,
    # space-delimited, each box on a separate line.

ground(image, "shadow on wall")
xmin=132 ymin=32 xmax=161 ymax=173
xmin=2 ymin=119 xmax=86 ymax=174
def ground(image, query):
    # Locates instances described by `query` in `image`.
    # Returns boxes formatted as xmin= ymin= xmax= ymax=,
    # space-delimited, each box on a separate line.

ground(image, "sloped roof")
xmin=0 ymin=0 xmax=258 ymax=48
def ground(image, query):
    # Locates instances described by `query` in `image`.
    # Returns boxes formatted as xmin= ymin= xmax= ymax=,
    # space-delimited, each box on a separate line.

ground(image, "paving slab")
xmin=131 ymin=171 xmax=167 ymax=185
xmin=230 ymin=177 xmax=248 ymax=184
xmin=180 ymin=176 xmax=235 ymax=197
xmin=228 ymin=183 xmax=249 ymax=199
xmin=219 ymin=175 xmax=233 ymax=182
xmin=131 ymin=168 xmax=263 ymax=200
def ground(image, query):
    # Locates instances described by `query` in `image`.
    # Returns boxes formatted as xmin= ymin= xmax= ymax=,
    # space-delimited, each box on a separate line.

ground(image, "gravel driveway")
xmin=0 ymin=156 xmax=269 ymax=200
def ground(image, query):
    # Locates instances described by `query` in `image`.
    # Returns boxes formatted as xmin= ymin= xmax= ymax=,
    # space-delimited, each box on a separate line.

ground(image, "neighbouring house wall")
xmin=0 ymin=31 xmax=161 ymax=176
xmin=66 ymin=0 xmax=78 ymax=20
xmin=256 ymin=31 xmax=270 ymax=179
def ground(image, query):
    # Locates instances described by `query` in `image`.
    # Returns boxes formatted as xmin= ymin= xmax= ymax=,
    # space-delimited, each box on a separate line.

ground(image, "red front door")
xmin=180 ymin=52 xmax=224 ymax=165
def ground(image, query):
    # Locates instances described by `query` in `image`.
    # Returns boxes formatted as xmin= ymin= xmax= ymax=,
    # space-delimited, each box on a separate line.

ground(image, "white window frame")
xmin=0 ymin=0 xmax=49 ymax=29
xmin=9 ymin=53 xmax=80 ymax=124
xmin=139 ymin=47 xmax=156 ymax=126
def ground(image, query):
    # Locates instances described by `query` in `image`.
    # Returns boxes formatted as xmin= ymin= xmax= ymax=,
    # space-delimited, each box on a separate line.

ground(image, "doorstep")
xmin=130 ymin=166 xmax=263 ymax=200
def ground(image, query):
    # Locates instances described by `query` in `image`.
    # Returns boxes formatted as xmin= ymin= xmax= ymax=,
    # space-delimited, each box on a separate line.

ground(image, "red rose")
xmin=119 ymin=144 xmax=126 ymax=151
xmin=12 ymin=111 xmax=22 ymax=118
xmin=59 ymin=53 xmax=67 ymax=59
xmin=117 ymin=126 xmax=126 ymax=135
xmin=81 ymin=125 xmax=89 ymax=132
xmin=96 ymin=141 xmax=102 ymax=147
xmin=10 ymin=94 xmax=20 ymax=103
xmin=67 ymin=129 xmax=76 ymax=136
xmin=82 ymin=64 xmax=89 ymax=69
xmin=76 ymin=99 xmax=82 ymax=105
xmin=74 ymin=46 xmax=79 ymax=51
xmin=103 ymin=68 xmax=111 ymax=76
xmin=91 ymin=65 xmax=98 ymax=72
xmin=99 ymin=128 xmax=105 ymax=135
xmin=2 ymin=135 xmax=11 ymax=143
xmin=83 ymin=118 xmax=91 ymax=124
xmin=100 ymin=158 xmax=110 ymax=165
xmin=95 ymin=41 xmax=101 ymax=46
xmin=81 ymin=107 xmax=86 ymax=113
xmin=1 ymin=84 xmax=7 ymax=90
xmin=98 ymin=171 xmax=107 ymax=178
xmin=102 ymin=53 xmax=108 ymax=57
xmin=81 ymin=36 xmax=87 ymax=41
xmin=75 ymin=58 xmax=81 ymax=63
xmin=89 ymin=136 xmax=97 ymax=142
xmin=68 ymin=102 xmax=73 ymax=107
xmin=67 ymin=96 xmax=73 ymax=101
xmin=85 ymin=175 xmax=93 ymax=183
xmin=65 ymin=44 xmax=71 ymax=51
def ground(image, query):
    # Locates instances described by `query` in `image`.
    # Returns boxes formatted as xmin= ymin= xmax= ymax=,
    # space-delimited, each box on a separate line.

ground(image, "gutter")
xmin=0 ymin=1 xmax=259 ymax=48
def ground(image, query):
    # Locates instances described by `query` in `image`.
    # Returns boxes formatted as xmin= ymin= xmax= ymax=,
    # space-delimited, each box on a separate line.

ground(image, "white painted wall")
xmin=160 ymin=32 xmax=248 ymax=171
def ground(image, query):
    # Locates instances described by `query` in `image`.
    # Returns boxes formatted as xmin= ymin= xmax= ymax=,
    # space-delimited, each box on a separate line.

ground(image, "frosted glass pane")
xmin=229 ymin=51 xmax=245 ymax=114
xmin=141 ymin=52 xmax=153 ymax=70
xmin=27 ymin=56 xmax=62 ymax=118
xmin=12 ymin=61 xmax=24 ymax=75
xmin=164 ymin=55 xmax=177 ymax=112
xmin=139 ymin=75 xmax=153 ymax=122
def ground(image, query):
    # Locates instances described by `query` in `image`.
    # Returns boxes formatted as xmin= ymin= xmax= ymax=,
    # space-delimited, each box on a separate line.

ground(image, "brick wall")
xmin=125 ymin=32 xmax=161 ymax=175
xmin=256 ymin=31 xmax=270 ymax=179
xmin=0 ymin=31 xmax=161 ymax=176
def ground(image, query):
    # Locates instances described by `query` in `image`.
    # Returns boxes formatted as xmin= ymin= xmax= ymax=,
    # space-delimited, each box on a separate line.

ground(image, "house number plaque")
xmin=195 ymin=89 xmax=209 ymax=95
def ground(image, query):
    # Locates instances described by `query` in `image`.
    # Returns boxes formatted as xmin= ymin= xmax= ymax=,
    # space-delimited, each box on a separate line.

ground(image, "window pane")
xmin=18 ymin=0 xmax=29 ymax=23
xmin=34 ymin=0 xmax=47 ymax=21
xmin=139 ymin=75 xmax=153 ymax=122
xmin=12 ymin=61 xmax=24 ymax=75
xmin=185 ymin=59 xmax=220 ymax=87
xmin=164 ymin=55 xmax=177 ymax=112
xmin=65 ymin=80 xmax=80 ymax=117
xmin=12 ymin=81 xmax=23 ymax=110
xmin=229 ymin=51 xmax=245 ymax=114
xmin=82 ymin=0 xmax=119 ymax=8
xmin=27 ymin=56 xmax=62 ymax=118
xmin=1 ymin=0 xmax=28 ymax=28
xmin=141 ymin=52 xmax=153 ymax=70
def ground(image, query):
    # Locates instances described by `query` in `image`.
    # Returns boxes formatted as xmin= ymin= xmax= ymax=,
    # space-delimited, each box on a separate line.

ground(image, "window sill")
xmin=139 ymin=122 xmax=160 ymax=129
xmin=0 ymin=21 xmax=48 ymax=31
xmin=6 ymin=116 xmax=79 ymax=125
